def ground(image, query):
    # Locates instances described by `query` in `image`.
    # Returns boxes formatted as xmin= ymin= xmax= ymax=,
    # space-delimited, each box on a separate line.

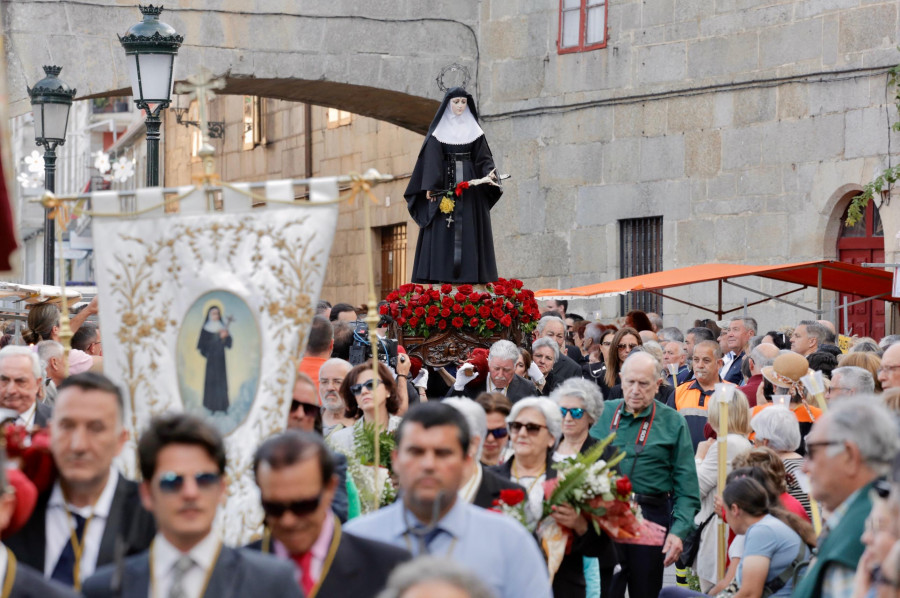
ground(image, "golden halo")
xmin=201 ymin=298 xmax=225 ymax=319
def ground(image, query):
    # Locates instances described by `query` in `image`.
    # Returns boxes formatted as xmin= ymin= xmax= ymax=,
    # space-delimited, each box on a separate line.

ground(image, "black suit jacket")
xmin=473 ymin=466 xmax=526 ymax=510
xmin=4 ymin=549 xmax=77 ymax=598
xmin=6 ymin=475 xmax=156 ymax=574
xmin=34 ymin=402 xmax=52 ymax=428
xmin=546 ymin=353 xmax=585 ymax=393
xmin=82 ymin=544 xmax=301 ymax=598
xmin=445 ymin=374 xmax=537 ymax=403
xmin=246 ymin=517 xmax=411 ymax=598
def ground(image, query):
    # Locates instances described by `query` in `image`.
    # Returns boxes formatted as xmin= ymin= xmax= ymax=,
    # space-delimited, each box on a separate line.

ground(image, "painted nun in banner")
xmin=405 ymin=87 xmax=502 ymax=284
xmin=197 ymin=305 xmax=232 ymax=412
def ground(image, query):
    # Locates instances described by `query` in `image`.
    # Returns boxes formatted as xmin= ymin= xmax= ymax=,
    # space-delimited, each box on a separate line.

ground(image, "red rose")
xmin=454 ymin=181 xmax=470 ymax=196
xmin=442 ymin=296 xmax=454 ymax=307
xmin=500 ymin=314 xmax=512 ymax=327
xmin=454 ymin=292 xmax=467 ymax=303
xmin=498 ymin=488 xmax=526 ymax=506
xmin=401 ymin=308 xmax=412 ymax=318
xmin=391 ymin=305 xmax=400 ymax=317
xmin=521 ymin=315 xmax=531 ymax=324
xmin=419 ymin=295 xmax=431 ymax=307
xmin=429 ymin=289 xmax=440 ymax=300
xmin=478 ymin=305 xmax=491 ymax=318
xmin=497 ymin=277 xmax=508 ymax=285
xmin=452 ymin=304 xmax=462 ymax=314
xmin=616 ymin=477 xmax=633 ymax=496
xmin=452 ymin=317 xmax=464 ymax=328
xmin=408 ymin=316 xmax=419 ymax=327
xmin=441 ymin=308 xmax=451 ymax=318
xmin=492 ymin=307 xmax=504 ymax=320
xmin=427 ymin=305 xmax=439 ymax=317
xmin=414 ymin=306 xmax=425 ymax=317
xmin=458 ymin=284 xmax=474 ymax=294
xmin=438 ymin=319 xmax=448 ymax=330
xmin=468 ymin=292 xmax=481 ymax=303
xmin=493 ymin=285 xmax=507 ymax=296
xmin=469 ymin=317 xmax=480 ymax=327
xmin=505 ymin=301 xmax=514 ymax=311
xmin=396 ymin=316 xmax=406 ymax=325
xmin=486 ymin=320 xmax=496 ymax=329
xmin=414 ymin=285 xmax=424 ymax=294
xmin=379 ymin=304 xmax=389 ymax=315
xmin=425 ymin=316 xmax=436 ymax=326
xmin=463 ymin=304 xmax=477 ymax=317
xmin=513 ymin=279 xmax=524 ymax=289
xmin=386 ymin=291 xmax=399 ymax=301
xmin=398 ymin=283 xmax=414 ymax=295
xmin=441 ymin=283 xmax=453 ymax=294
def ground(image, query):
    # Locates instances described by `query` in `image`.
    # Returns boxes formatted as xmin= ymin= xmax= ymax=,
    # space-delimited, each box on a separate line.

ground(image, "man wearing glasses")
xmin=82 ymin=414 xmax=300 ymax=597
xmin=249 ymin=430 xmax=409 ymax=597
xmin=879 ymin=343 xmax=900 ymax=390
xmin=794 ymin=398 xmax=900 ymax=598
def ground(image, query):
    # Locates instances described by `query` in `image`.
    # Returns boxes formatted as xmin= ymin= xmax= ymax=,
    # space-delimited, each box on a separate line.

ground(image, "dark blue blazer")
xmin=721 ymin=351 xmax=745 ymax=385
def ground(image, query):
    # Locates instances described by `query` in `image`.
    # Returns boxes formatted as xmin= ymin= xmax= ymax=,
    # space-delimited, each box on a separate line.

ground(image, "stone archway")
xmin=3 ymin=2 xmax=481 ymax=133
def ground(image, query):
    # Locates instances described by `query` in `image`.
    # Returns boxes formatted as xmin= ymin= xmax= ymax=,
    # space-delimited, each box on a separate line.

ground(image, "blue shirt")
xmin=738 ymin=514 xmax=807 ymax=597
xmin=345 ymin=498 xmax=552 ymax=598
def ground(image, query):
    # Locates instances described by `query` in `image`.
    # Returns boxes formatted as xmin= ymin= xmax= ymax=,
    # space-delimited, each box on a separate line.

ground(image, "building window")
xmin=327 ymin=108 xmax=352 ymax=128
xmin=380 ymin=224 xmax=407 ymax=299
xmin=619 ymin=216 xmax=662 ymax=315
xmin=558 ymin=0 xmax=607 ymax=54
xmin=243 ymin=96 xmax=264 ymax=150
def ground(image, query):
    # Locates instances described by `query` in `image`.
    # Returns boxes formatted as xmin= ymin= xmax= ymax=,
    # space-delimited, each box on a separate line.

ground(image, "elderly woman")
xmin=492 ymin=397 xmax=615 ymax=598
xmin=691 ymin=389 xmax=753 ymax=592
xmin=750 ymin=405 xmax=812 ymax=519
xmin=531 ymin=336 xmax=559 ymax=395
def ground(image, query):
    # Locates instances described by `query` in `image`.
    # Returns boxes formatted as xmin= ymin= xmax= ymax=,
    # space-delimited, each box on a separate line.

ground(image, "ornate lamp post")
xmin=28 ymin=65 xmax=75 ymax=285
xmin=118 ymin=4 xmax=182 ymax=187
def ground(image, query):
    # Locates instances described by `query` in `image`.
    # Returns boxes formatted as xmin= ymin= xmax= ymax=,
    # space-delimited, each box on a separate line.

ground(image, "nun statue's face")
xmin=450 ymin=97 xmax=468 ymax=116
xmin=209 ymin=307 xmax=220 ymax=321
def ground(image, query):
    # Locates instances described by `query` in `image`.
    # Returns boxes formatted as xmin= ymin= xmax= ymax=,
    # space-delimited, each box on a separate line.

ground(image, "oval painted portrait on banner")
xmin=176 ymin=290 xmax=261 ymax=435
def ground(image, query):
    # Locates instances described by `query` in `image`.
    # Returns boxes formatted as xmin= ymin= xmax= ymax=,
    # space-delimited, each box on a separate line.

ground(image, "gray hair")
xmin=535 ymin=315 xmax=565 ymax=335
xmin=531 ymin=336 xmax=559 ymax=362
xmin=879 ymin=334 xmax=900 ymax=351
xmin=622 ymin=351 xmax=664 ymax=382
xmin=831 ymin=366 xmax=875 ymax=395
xmin=849 ymin=339 xmax=882 ymax=357
xmin=549 ymin=378 xmax=604 ymax=424
xmin=36 ymin=340 xmax=63 ymax=365
xmin=657 ymin=327 xmax=684 ymax=343
xmin=508 ymin=397 xmax=563 ymax=447
xmin=319 ymin=357 xmax=352 ymax=376
xmin=823 ymin=397 xmax=900 ymax=475
xmin=732 ymin=317 xmax=758 ymax=335
xmin=376 ymin=556 xmax=496 ymax=598
xmin=750 ymin=405 xmax=801 ymax=452
xmin=749 ymin=344 xmax=778 ymax=370
xmin=641 ymin=341 xmax=664 ymax=366
xmin=665 ymin=341 xmax=687 ymax=357
xmin=0 ymin=345 xmax=42 ymax=380
xmin=584 ymin=322 xmax=606 ymax=344
xmin=443 ymin=398 xmax=488 ymax=461
xmin=798 ymin=320 xmax=827 ymax=346
xmin=488 ymin=340 xmax=519 ymax=363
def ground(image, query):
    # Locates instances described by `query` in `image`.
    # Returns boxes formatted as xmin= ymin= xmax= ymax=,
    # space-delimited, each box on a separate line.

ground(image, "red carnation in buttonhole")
xmin=464 ymin=305 xmax=477 ymax=317
xmin=616 ymin=477 xmax=633 ymax=496
xmin=452 ymin=317 xmax=464 ymax=328
xmin=441 ymin=283 xmax=453 ymax=294
xmin=498 ymin=488 xmax=526 ymax=506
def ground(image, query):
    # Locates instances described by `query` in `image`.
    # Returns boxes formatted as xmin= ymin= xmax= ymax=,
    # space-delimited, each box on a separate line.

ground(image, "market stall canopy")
xmin=536 ymin=260 xmax=897 ymax=317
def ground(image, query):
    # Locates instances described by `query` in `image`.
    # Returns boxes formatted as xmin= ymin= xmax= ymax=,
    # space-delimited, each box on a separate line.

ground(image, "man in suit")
xmin=443 ymin=398 xmax=524 ymax=509
xmin=6 ymin=373 xmax=155 ymax=591
xmin=446 ymin=340 xmax=536 ymax=403
xmin=83 ymin=413 xmax=300 ymax=597
xmin=0 ymin=345 xmax=53 ymax=429
xmin=719 ymin=317 xmax=756 ymax=385
xmin=249 ymin=430 xmax=410 ymax=597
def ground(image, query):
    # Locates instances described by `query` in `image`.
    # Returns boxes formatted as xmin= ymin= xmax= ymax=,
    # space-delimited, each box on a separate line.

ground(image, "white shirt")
xmin=486 ymin=377 xmax=507 ymax=395
xmin=719 ymin=351 xmax=736 ymax=378
xmin=45 ymin=468 xmax=119 ymax=578
xmin=16 ymin=402 xmax=37 ymax=430
xmin=152 ymin=531 xmax=221 ymax=598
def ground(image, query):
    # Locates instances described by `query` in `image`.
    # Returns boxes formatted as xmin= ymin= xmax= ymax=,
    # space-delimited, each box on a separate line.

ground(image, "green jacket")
xmin=792 ymin=480 xmax=875 ymax=598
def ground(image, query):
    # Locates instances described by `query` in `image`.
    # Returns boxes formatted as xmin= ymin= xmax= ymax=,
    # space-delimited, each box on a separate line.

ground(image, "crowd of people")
xmin=0 ymin=294 xmax=899 ymax=598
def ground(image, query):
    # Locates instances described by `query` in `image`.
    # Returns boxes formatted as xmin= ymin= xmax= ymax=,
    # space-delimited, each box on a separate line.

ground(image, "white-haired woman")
xmin=751 ymin=405 xmax=811 ymax=518
xmin=491 ymin=397 xmax=614 ymax=598
xmin=531 ymin=336 xmax=559 ymax=395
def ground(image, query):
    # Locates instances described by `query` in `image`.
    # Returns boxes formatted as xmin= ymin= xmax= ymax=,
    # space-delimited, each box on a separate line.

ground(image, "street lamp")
xmin=118 ymin=4 xmax=182 ymax=187
xmin=27 ymin=65 xmax=75 ymax=285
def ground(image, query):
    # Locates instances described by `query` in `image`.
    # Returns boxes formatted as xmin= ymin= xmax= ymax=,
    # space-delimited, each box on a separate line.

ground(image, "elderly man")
xmin=71 ymin=323 xmax=102 ymax=357
xmin=346 ymin=403 xmax=552 ymax=598
xmin=879 ymin=342 xmax=900 ymax=390
xmin=442 ymin=398 xmax=524 ymax=509
xmin=794 ymin=398 xmax=900 ymax=598
xmin=662 ymin=341 xmax=691 ymax=386
xmin=0 ymin=345 xmax=53 ymax=429
xmin=738 ymin=342 xmax=780 ymax=407
xmin=591 ymin=352 xmax=699 ymax=598
xmin=657 ymin=327 xmax=684 ymax=344
xmin=7 ymin=373 xmax=155 ymax=590
xmin=825 ymin=365 xmax=874 ymax=401
xmin=534 ymin=315 xmax=583 ymax=390
xmin=249 ymin=430 xmax=409 ymax=597
xmin=791 ymin=320 xmax=827 ymax=357
xmin=318 ymin=358 xmax=356 ymax=436
xmin=446 ymin=340 xmax=536 ymax=403
xmin=670 ymin=340 xmax=726 ymax=449
xmin=720 ymin=317 xmax=756 ymax=385
xmin=36 ymin=340 xmax=65 ymax=403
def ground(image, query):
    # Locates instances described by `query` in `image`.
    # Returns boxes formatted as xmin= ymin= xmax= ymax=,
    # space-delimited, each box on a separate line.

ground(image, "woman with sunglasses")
xmin=603 ymin=327 xmax=643 ymax=392
xmin=492 ymin=397 xmax=615 ymax=598
xmin=475 ymin=392 xmax=513 ymax=466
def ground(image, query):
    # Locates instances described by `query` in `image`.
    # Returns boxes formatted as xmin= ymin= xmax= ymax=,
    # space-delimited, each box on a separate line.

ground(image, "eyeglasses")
xmin=559 ymin=407 xmax=586 ymax=419
xmin=873 ymin=478 xmax=892 ymax=499
xmin=350 ymin=379 xmax=379 ymax=396
xmin=261 ymin=494 xmax=322 ymax=518
xmin=290 ymin=401 xmax=319 ymax=417
xmin=509 ymin=422 xmax=547 ymax=435
xmin=804 ymin=439 xmax=844 ymax=459
xmin=157 ymin=471 xmax=221 ymax=493
xmin=618 ymin=343 xmax=639 ymax=351
xmin=486 ymin=427 xmax=509 ymax=439
xmin=878 ymin=364 xmax=900 ymax=374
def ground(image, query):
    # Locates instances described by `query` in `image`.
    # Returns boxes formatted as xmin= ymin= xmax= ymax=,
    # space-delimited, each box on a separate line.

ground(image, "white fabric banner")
xmin=92 ymin=180 xmax=339 ymax=543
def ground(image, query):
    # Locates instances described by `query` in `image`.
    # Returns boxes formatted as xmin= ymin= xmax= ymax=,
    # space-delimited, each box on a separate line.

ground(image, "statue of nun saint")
xmin=404 ymin=87 xmax=502 ymax=284
xmin=197 ymin=305 xmax=231 ymax=412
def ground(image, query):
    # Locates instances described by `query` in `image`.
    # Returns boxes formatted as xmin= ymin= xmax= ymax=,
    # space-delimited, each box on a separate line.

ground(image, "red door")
xmin=837 ymin=201 xmax=885 ymax=338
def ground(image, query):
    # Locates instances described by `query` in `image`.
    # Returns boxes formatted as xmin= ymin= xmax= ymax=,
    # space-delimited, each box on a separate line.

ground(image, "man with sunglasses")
xmin=82 ymin=414 xmax=300 ymax=597
xmin=249 ymin=430 xmax=410 ymax=597
xmin=6 ymin=373 xmax=155 ymax=591
xmin=794 ymin=398 xmax=900 ymax=598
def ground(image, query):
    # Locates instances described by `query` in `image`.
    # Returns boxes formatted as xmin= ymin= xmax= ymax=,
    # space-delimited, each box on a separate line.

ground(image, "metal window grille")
xmin=619 ymin=216 xmax=663 ymax=316
xmin=380 ymin=224 xmax=407 ymax=299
